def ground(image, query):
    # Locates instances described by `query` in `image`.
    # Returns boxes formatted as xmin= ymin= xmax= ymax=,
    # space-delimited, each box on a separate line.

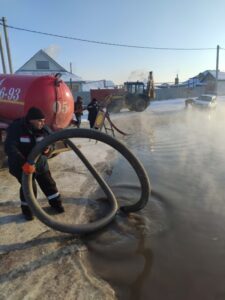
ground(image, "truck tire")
xmin=107 ymin=99 xmax=124 ymax=113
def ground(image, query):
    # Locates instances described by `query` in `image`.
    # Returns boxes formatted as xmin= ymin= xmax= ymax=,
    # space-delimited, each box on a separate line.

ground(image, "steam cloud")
xmin=128 ymin=69 xmax=148 ymax=82
xmin=44 ymin=45 xmax=61 ymax=59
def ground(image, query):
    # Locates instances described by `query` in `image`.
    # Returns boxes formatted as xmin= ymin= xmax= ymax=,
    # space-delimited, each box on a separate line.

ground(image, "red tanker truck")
xmin=0 ymin=73 xmax=74 ymax=167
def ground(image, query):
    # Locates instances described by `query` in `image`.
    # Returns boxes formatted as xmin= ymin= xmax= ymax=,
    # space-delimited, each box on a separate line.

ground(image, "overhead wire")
xmin=0 ymin=22 xmax=220 ymax=51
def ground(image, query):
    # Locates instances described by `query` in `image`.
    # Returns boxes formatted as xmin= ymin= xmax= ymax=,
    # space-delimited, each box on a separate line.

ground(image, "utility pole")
xmin=69 ymin=62 xmax=73 ymax=90
xmin=0 ymin=32 xmax=6 ymax=73
xmin=216 ymin=45 xmax=220 ymax=95
xmin=1 ymin=17 xmax=13 ymax=74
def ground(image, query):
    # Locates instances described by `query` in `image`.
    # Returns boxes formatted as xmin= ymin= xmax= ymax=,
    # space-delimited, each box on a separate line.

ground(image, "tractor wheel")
xmin=133 ymin=98 xmax=148 ymax=112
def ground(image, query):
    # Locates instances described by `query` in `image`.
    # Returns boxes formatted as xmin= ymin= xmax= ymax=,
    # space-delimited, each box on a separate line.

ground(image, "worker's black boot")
xmin=21 ymin=205 xmax=34 ymax=221
xmin=49 ymin=199 xmax=65 ymax=213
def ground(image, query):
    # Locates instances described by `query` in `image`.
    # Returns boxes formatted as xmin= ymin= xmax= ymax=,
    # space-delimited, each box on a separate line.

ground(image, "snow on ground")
xmin=0 ymin=135 xmax=117 ymax=300
xmin=0 ymin=137 xmax=116 ymax=251
xmin=148 ymin=99 xmax=185 ymax=113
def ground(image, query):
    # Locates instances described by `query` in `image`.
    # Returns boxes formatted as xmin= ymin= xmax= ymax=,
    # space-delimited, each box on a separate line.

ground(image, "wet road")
xmin=2 ymin=99 xmax=225 ymax=299
xmin=86 ymin=100 xmax=225 ymax=300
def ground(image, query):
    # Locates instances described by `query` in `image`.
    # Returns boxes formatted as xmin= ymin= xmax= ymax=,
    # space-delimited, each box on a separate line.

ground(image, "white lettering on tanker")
xmin=61 ymin=101 xmax=68 ymax=113
xmin=53 ymin=101 xmax=68 ymax=113
xmin=0 ymin=87 xmax=21 ymax=101
xmin=0 ymin=78 xmax=6 ymax=86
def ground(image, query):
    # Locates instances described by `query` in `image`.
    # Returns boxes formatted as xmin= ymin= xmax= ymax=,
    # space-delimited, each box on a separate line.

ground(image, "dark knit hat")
xmin=26 ymin=107 xmax=45 ymax=121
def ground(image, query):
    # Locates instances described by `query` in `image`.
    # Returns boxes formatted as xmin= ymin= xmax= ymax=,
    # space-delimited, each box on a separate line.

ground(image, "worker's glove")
xmin=43 ymin=146 xmax=50 ymax=155
xmin=22 ymin=162 xmax=36 ymax=174
xmin=43 ymin=146 xmax=54 ymax=157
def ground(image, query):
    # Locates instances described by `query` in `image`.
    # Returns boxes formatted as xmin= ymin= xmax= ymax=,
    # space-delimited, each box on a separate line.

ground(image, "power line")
xmin=0 ymin=22 xmax=219 ymax=51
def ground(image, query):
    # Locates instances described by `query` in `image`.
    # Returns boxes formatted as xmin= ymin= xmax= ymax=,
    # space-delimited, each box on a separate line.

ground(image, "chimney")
xmin=175 ymin=74 xmax=179 ymax=85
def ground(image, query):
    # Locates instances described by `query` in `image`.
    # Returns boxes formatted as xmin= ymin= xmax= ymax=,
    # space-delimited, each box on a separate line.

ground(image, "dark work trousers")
xmin=89 ymin=119 xmax=97 ymax=128
xmin=13 ymin=170 xmax=60 ymax=206
xmin=75 ymin=113 xmax=82 ymax=128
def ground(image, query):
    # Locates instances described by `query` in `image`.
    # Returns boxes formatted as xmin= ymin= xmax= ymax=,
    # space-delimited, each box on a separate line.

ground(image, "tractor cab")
xmin=124 ymin=82 xmax=145 ymax=94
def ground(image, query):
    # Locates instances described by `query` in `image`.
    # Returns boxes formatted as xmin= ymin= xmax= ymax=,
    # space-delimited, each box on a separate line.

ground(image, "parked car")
xmin=185 ymin=94 xmax=217 ymax=109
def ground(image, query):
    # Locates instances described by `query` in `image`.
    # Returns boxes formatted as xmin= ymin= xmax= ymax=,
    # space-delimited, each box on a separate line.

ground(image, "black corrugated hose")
xmin=22 ymin=128 xmax=150 ymax=234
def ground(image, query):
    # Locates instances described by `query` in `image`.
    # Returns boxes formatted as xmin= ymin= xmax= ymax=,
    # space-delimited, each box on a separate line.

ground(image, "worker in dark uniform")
xmin=87 ymin=98 xmax=99 ymax=128
xmin=74 ymin=96 xmax=84 ymax=128
xmin=4 ymin=107 xmax=64 ymax=221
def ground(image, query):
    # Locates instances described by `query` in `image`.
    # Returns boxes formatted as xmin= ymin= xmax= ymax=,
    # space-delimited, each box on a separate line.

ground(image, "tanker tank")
xmin=0 ymin=73 xmax=75 ymax=168
xmin=0 ymin=74 xmax=74 ymax=130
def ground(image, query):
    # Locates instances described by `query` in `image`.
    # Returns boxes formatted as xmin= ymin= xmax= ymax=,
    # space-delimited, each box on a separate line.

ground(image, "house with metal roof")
xmin=156 ymin=69 xmax=225 ymax=99
xmin=156 ymin=70 xmax=222 ymax=99
xmin=15 ymin=49 xmax=83 ymax=94
xmin=183 ymin=70 xmax=225 ymax=94
xmin=15 ymin=49 xmax=115 ymax=102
